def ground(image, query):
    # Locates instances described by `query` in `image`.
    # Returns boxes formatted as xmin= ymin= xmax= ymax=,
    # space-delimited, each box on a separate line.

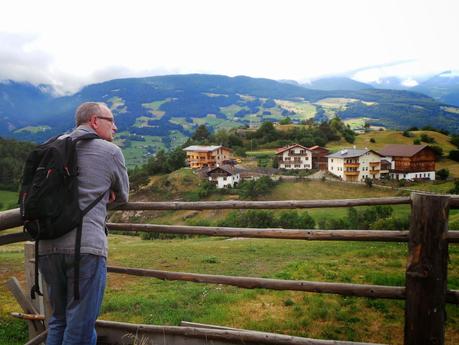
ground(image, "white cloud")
xmin=0 ymin=0 xmax=458 ymax=93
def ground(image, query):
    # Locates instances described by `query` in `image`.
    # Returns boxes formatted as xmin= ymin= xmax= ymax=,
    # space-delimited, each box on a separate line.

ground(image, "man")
xmin=38 ymin=102 xmax=129 ymax=345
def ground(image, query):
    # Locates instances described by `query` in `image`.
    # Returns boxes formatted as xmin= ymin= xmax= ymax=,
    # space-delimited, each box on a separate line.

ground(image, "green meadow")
xmin=0 ymin=190 xmax=18 ymax=211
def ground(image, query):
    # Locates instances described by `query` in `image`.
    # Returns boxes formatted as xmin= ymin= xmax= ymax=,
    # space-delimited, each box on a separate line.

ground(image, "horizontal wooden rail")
xmin=1 ymin=195 xmax=457 ymax=232
xmin=2 ymin=227 xmax=458 ymax=246
xmin=109 ymin=265 xmax=403 ymax=298
xmin=0 ymin=208 xmax=22 ymax=231
xmin=114 ymin=197 xmax=412 ymax=211
xmin=0 ymin=232 xmax=31 ymax=245
xmin=96 ymin=319 xmax=385 ymax=345
xmin=10 ymin=314 xmax=384 ymax=345
xmin=108 ymin=223 xmax=459 ymax=243
xmin=107 ymin=266 xmax=459 ymax=304
xmin=108 ymin=223 xmax=409 ymax=241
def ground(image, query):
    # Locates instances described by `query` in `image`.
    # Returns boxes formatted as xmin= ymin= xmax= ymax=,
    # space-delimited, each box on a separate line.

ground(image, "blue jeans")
xmin=38 ymin=254 xmax=106 ymax=345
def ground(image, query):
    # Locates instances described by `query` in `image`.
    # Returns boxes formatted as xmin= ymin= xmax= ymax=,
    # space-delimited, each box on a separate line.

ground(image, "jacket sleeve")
xmin=110 ymin=147 xmax=130 ymax=205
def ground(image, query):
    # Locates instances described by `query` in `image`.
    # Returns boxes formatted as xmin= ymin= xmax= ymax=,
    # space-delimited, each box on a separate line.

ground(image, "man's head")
xmin=75 ymin=102 xmax=117 ymax=141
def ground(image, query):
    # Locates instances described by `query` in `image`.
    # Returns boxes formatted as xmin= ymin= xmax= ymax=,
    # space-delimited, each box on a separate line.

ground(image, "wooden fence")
xmin=1 ymin=193 xmax=459 ymax=345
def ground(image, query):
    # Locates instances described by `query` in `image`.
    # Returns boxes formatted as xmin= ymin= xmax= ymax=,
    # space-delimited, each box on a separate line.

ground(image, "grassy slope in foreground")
xmin=2 ymin=235 xmax=457 ymax=345
xmin=0 ymin=190 xmax=18 ymax=211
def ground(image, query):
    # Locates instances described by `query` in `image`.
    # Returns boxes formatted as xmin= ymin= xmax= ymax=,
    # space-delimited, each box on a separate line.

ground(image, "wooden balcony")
xmin=344 ymin=162 xmax=360 ymax=168
xmin=344 ymin=170 xmax=359 ymax=176
xmin=369 ymin=161 xmax=380 ymax=167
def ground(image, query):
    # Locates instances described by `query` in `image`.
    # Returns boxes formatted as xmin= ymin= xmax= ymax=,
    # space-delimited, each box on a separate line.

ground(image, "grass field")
xmin=2 ymin=176 xmax=459 ymax=344
xmin=327 ymin=130 xmax=456 ymax=153
xmin=0 ymin=190 xmax=18 ymax=211
xmin=1 ymin=234 xmax=458 ymax=345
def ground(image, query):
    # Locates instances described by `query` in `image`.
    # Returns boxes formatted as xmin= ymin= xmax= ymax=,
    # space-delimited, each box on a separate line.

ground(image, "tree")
xmin=279 ymin=117 xmax=292 ymax=125
xmin=192 ymin=125 xmax=210 ymax=141
xmin=429 ymin=145 xmax=443 ymax=160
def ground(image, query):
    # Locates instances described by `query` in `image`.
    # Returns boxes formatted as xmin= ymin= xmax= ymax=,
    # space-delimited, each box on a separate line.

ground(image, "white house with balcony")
xmin=327 ymin=148 xmax=384 ymax=182
xmin=276 ymin=144 xmax=313 ymax=170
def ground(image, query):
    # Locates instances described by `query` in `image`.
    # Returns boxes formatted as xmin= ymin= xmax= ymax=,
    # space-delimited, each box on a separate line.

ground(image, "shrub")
xmin=218 ymin=210 xmax=277 ymax=228
xmin=238 ymin=176 xmax=276 ymax=199
xmin=402 ymin=130 xmax=412 ymax=137
xmin=198 ymin=180 xmax=217 ymax=198
xmin=450 ymin=135 xmax=459 ymax=148
xmin=364 ymin=177 xmax=373 ymax=188
xmin=448 ymin=150 xmax=459 ymax=162
xmin=436 ymin=168 xmax=449 ymax=181
xmin=278 ymin=210 xmax=315 ymax=229
xmin=369 ymin=138 xmax=376 ymax=143
xmin=420 ymin=133 xmax=435 ymax=143
xmin=413 ymin=138 xmax=421 ymax=145
xmin=370 ymin=217 xmax=410 ymax=230
xmin=449 ymin=180 xmax=459 ymax=194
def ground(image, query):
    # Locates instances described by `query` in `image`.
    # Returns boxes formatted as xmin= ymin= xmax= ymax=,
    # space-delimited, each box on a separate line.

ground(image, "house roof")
xmin=183 ymin=145 xmax=232 ymax=152
xmin=198 ymin=164 xmax=239 ymax=177
xmin=326 ymin=148 xmax=383 ymax=159
xmin=276 ymin=144 xmax=309 ymax=154
xmin=377 ymin=144 xmax=429 ymax=157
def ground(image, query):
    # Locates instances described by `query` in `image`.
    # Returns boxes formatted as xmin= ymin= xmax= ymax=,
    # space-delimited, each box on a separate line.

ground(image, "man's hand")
xmin=109 ymin=191 xmax=116 ymax=204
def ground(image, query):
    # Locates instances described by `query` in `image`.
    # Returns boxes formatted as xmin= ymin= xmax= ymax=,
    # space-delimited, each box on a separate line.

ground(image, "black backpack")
xmin=19 ymin=133 xmax=107 ymax=300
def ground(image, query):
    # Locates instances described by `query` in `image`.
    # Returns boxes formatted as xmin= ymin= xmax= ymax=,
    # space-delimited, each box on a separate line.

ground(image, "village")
xmin=183 ymin=143 xmax=437 ymax=188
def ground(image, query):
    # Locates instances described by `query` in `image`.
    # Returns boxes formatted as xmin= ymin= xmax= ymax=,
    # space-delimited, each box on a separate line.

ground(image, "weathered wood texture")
xmin=0 ymin=208 xmax=22 ymax=231
xmin=107 ymin=223 xmax=408 ymax=242
xmin=10 ymin=312 xmax=45 ymax=321
xmin=24 ymin=242 xmax=51 ymax=328
xmin=108 ymin=223 xmax=459 ymax=243
xmin=95 ymin=319 xmax=386 ymax=345
xmin=5 ymin=277 xmax=45 ymax=338
xmin=108 ymin=223 xmax=410 ymax=241
xmin=24 ymin=330 xmax=47 ymax=345
xmin=108 ymin=265 xmax=405 ymax=299
xmin=2 ymin=195 xmax=459 ymax=233
xmin=107 ymin=265 xmax=459 ymax=304
xmin=114 ymin=197 xmax=412 ymax=211
xmin=392 ymin=148 xmax=436 ymax=173
xmin=404 ymin=194 xmax=449 ymax=345
xmin=0 ymin=232 xmax=31 ymax=245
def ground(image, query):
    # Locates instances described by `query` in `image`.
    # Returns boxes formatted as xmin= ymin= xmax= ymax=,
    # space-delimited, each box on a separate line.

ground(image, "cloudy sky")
xmin=1 ymin=0 xmax=458 ymax=93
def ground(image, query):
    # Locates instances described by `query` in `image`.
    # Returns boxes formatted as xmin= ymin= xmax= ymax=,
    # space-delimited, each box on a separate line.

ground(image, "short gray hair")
xmin=75 ymin=102 xmax=110 ymax=126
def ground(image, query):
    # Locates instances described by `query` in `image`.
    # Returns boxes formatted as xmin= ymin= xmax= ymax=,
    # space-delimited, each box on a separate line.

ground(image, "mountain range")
xmin=1 ymin=74 xmax=459 ymax=166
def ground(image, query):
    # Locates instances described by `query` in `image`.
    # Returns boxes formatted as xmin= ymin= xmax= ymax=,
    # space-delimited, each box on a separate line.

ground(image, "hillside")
xmin=2 ymin=74 xmax=459 ymax=167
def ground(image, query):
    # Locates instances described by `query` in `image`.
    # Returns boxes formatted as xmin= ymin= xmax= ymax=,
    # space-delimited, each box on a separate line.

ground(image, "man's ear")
xmin=89 ymin=116 xmax=98 ymax=130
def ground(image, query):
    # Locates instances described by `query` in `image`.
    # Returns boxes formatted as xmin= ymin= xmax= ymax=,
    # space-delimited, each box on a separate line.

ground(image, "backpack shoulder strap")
xmin=73 ymin=132 xmax=101 ymax=142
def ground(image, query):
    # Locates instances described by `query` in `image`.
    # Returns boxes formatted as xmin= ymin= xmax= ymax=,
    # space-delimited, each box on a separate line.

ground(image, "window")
xmin=223 ymin=177 xmax=227 ymax=181
xmin=295 ymin=164 xmax=300 ymax=168
xmin=286 ymin=164 xmax=291 ymax=168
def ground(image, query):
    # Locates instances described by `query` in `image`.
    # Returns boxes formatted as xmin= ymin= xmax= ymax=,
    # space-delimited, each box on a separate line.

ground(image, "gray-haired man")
xmin=38 ymin=102 xmax=129 ymax=345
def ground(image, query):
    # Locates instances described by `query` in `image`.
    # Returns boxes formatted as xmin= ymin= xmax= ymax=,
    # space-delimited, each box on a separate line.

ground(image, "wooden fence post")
xmin=24 ymin=242 xmax=51 ymax=330
xmin=404 ymin=193 xmax=450 ymax=345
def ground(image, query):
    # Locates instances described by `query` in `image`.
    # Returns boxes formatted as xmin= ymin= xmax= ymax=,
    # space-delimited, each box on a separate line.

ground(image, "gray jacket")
xmin=38 ymin=125 xmax=129 ymax=258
